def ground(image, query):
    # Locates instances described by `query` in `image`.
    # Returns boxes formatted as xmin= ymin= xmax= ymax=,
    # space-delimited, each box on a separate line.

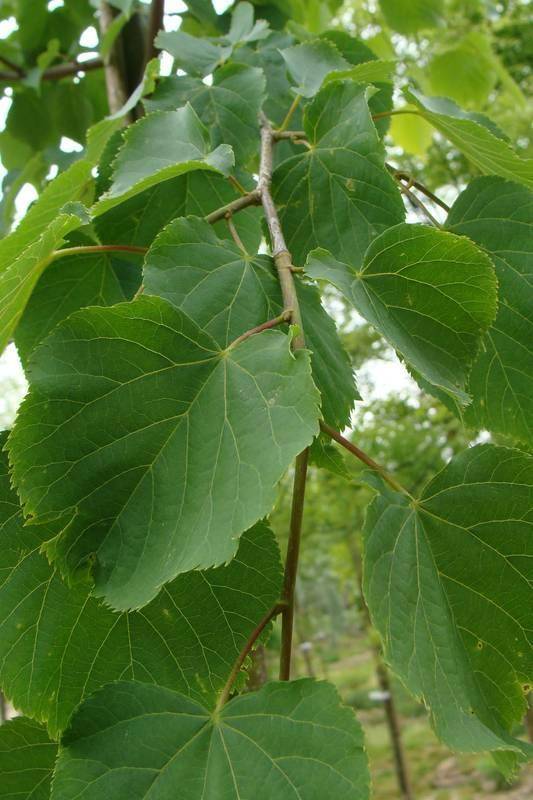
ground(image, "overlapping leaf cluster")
xmin=0 ymin=1 xmax=531 ymax=797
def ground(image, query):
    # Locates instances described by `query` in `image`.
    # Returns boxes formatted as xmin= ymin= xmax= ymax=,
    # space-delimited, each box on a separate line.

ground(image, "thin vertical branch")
xmin=258 ymin=111 xmax=309 ymax=679
xmin=99 ymin=1 xmax=131 ymax=117
xmin=279 ymin=449 xmax=309 ymax=680
xmin=145 ymin=0 xmax=165 ymax=64
xmin=350 ymin=542 xmax=414 ymax=800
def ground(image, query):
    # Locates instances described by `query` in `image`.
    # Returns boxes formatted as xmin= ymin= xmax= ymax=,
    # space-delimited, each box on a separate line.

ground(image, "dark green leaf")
xmin=273 ymin=80 xmax=404 ymax=267
xmin=364 ymin=444 xmax=533 ymax=762
xmin=0 ymin=434 xmax=282 ymax=734
xmin=280 ymin=39 xmax=349 ymax=97
xmin=9 ymin=296 xmax=320 ymax=610
xmin=0 ymin=717 xmax=56 ymax=800
xmin=93 ymin=106 xmax=234 ymax=216
xmin=306 ymin=223 xmax=497 ymax=400
xmin=237 ymin=31 xmax=298 ymax=127
xmin=446 ymin=177 xmax=533 ymax=444
xmin=155 ymin=29 xmax=232 ymax=77
xmin=144 ymin=64 xmax=266 ymax=167
xmin=143 ymin=216 xmax=357 ymax=427
xmin=95 ymin=170 xmax=262 ymax=254
xmin=15 ymin=248 xmax=142 ymax=363
xmin=52 ymin=679 xmax=370 ymax=800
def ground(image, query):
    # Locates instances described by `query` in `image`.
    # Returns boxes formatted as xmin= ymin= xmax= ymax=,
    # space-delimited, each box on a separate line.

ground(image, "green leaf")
xmin=0 ymin=433 xmax=282 ymax=735
xmin=280 ymin=39 xmax=349 ymax=97
xmin=93 ymin=106 xmax=235 ymax=216
xmin=0 ymin=717 xmax=56 ymax=800
xmin=446 ymin=177 xmax=533 ymax=444
xmin=427 ymin=33 xmax=497 ymax=108
xmin=273 ymin=80 xmax=404 ymax=267
xmin=320 ymin=31 xmax=394 ymax=135
xmin=390 ymin=108 xmax=433 ymax=156
xmin=144 ymin=64 xmax=266 ymax=167
xmin=9 ymin=295 xmax=320 ymax=610
xmin=155 ymin=29 xmax=232 ymax=77
xmin=227 ymin=1 xmax=269 ymax=44
xmin=323 ymin=59 xmax=396 ymax=86
xmin=306 ymin=223 xmax=497 ymax=400
xmin=0 ymin=210 xmax=88 ymax=356
xmin=237 ymin=31 xmax=298 ymax=127
xmin=406 ymin=89 xmax=533 ymax=190
xmin=108 ymin=57 xmax=160 ymax=121
xmin=309 ymin=436 xmax=351 ymax=480
xmin=363 ymin=444 xmax=533 ymax=762
xmin=15 ymin=247 xmax=142 ymax=363
xmin=0 ymin=159 xmax=94 ymax=275
xmin=52 ymin=679 xmax=370 ymax=800
xmin=379 ymin=0 xmax=443 ymax=34
xmin=95 ymin=170 xmax=262 ymax=254
xmin=143 ymin=216 xmax=357 ymax=427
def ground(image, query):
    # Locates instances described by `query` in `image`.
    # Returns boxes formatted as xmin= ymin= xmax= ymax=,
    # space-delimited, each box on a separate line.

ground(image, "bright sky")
xmin=0 ymin=0 xmax=415 ymax=429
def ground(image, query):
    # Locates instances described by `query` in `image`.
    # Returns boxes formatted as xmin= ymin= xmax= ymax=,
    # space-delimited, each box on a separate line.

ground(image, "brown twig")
xmin=0 ymin=57 xmax=103 ymax=83
xmin=273 ymin=129 xmax=306 ymax=141
xmin=204 ymin=191 xmax=261 ymax=224
xmin=395 ymin=178 xmax=443 ymax=228
xmin=227 ymin=311 xmax=292 ymax=350
xmin=391 ymin=167 xmax=451 ymax=213
xmin=320 ymin=421 xmax=412 ymax=498
xmin=279 ymin=448 xmax=309 ymax=680
xmin=258 ymin=111 xmax=310 ymax=681
xmin=145 ymin=0 xmax=165 ymax=64
xmin=0 ymin=54 xmax=24 ymax=76
xmin=215 ymin=602 xmax=286 ymax=711
xmin=99 ymin=1 xmax=131 ymax=116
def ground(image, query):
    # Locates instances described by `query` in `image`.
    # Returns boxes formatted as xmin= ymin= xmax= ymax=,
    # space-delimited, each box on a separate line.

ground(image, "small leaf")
xmin=155 ymin=29 xmax=232 ymax=77
xmin=227 ymin=1 xmax=269 ymax=44
xmin=309 ymin=436 xmax=351 ymax=480
xmin=273 ymin=80 xmax=404 ymax=267
xmin=0 ymin=433 xmax=282 ymax=735
xmin=320 ymin=31 xmax=394 ymax=134
xmin=93 ymin=105 xmax=235 ymax=216
xmin=9 ymin=296 xmax=320 ymax=610
xmin=406 ymin=88 xmax=533 ymax=189
xmin=364 ymin=444 xmax=533 ymax=762
xmin=143 ymin=216 xmax=358 ymax=427
xmin=306 ymin=223 xmax=497 ymax=400
xmin=237 ymin=31 xmax=298 ymax=127
xmin=144 ymin=64 xmax=266 ymax=167
xmin=446 ymin=177 xmax=533 ymax=444
xmin=323 ymin=59 xmax=396 ymax=86
xmin=281 ymin=39 xmax=349 ymax=97
xmin=0 ymin=717 xmax=56 ymax=800
xmin=51 ymin=679 xmax=370 ymax=800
